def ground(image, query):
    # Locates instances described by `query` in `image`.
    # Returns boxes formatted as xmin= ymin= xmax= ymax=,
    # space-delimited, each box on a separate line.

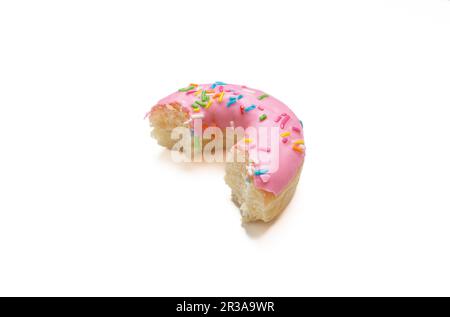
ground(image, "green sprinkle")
xmin=201 ymin=90 xmax=207 ymax=102
xmin=195 ymin=100 xmax=206 ymax=108
xmin=179 ymin=85 xmax=195 ymax=92
xmin=258 ymin=93 xmax=269 ymax=100
xmin=194 ymin=136 xmax=200 ymax=150
xmin=259 ymin=114 xmax=267 ymax=121
xmin=191 ymin=103 xmax=199 ymax=109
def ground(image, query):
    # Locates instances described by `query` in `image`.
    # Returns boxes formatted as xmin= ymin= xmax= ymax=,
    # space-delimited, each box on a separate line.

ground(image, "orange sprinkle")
xmin=292 ymin=145 xmax=304 ymax=153
xmin=213 ymin=93 xmax=220 ymax=99
xmin=293 ymin=139 xmax=304 ymax=145
xmin=189 ymin=83 xmax=199 ymax=87
xmin=193 ymin=108 xmax=200 ymax=112
xmin=280 ymin=131 xmax=291 ymax=137
xmin=206 ymin=89 xmax=215 ymax=93
xmin=194 ymin=90 xmax=202 ymax=96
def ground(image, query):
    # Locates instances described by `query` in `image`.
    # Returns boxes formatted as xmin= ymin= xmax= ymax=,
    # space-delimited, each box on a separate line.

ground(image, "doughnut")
xmin=148 ymin=82 xmax=305 ymax=222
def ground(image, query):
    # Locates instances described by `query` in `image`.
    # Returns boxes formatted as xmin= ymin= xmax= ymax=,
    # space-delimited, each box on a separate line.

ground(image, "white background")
xmin=0 ymin=0 xmax=449 ymax=296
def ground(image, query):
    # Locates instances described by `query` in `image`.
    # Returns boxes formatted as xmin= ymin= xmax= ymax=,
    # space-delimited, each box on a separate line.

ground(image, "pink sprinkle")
xmin=274 ymin=115 xmax=282 ymax=123
xmin=233 ymin=91 xmax=239 ymax=95
xmin=225 ymin=89 xmax=232 ymax=92
xmin=280 ymin=115 xmax=291 ymax=129
xmin=292 ymin=126 xmax=301 ymax=133
xmin=219 ymin=86 xmax=223 ymax=92
xmin=282 ymin=138 xmax=288 ymax=143
xmin=259 ymin=174 xmax=271 ymax=183
xmin=258 ymin=105 xmax=264 ymax=110
xmin=186 ymin=90 xmax=197 ymax=95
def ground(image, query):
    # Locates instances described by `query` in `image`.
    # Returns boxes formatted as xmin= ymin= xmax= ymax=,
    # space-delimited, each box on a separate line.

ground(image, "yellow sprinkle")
xmin=205 ymin=100 xmax=213 ymax=109
xmin=244 ymin=138 xmax=253 ymax=143
xmin=218 ymin=92 xmax=225 ymax=102
xmin=292 ymin=145 xmax=304 ymax=153
xmin=194 ymin=90 xmax=202 ymax=96
xmin=293 ymin=139 xmax=304 ymax=145
xmin=193 ymin=108 xmax=200 ymax=112
xmin=280 ymin=131 xmax=291 ymax=137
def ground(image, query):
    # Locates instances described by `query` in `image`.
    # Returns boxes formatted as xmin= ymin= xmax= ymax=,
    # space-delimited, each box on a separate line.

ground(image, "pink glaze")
xmin=152 ymin=83 xmax=305 ymax=195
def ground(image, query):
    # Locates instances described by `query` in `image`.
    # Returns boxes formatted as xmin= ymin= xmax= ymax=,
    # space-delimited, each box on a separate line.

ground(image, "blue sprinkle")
xmin=211 ymin=83 xmax=217 ymax=89
xmin=227 ymin=99 xmax=237 ymax=107
xmin=254 ymin=169 xmax=269 ymax=176
xmin=237 ymin=94 xmax=243 ymax=100
xmin=244 ymin=105 xmax=256 ymax=112
xmin=215 ymin=81 xmax=226 ymax=85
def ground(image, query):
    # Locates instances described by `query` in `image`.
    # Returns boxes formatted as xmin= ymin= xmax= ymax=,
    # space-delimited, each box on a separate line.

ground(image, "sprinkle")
xmin=274 ymin=115 xmax=282 ymax=123
xmin=240 ymin=105 xmax=245 ymax=114
xmin=195 ymin=90 xmax=202 ymax=96
xmin=244 ymin=105 xmax=256 ymax=112
xmin=215 ymin=81 xmax=226 ymax=85
xmin=219 ymin=86 xmax=224 ymax=92
xmin=292 ymin=145 xmax=304 ymax=153
xmin=218 ymin=92 xmax=225 ymax=102
xmin=257 ymin=105 xmax=264 ymax=110
xmin=259 ymin=114 xmax=267 ymax=121
xmin=244 ymin=138 xmax=253 ymax=143
xmin=254 ymin=169 xmax=269 ymax=176
xmin=257 ymin=93 xmax=269 ymax=100
xmin=189 ymin=83 xmax=198 ymax=87
xmin=227 ymin=97 xmax=238 ymax=107
xmin=280 ymin=115 xmax=291 ymax=129
xmin=191 ymin=103 xmax=199 ymax=109
xmin=292 ymin=126 xmax=301 ymax=133
xmin=259 ymin=174 xmax=271 ymax=183
xmin=282 ymin=138 xmax=288 ymax=143
xmin=205 ymin=99 xmax=213 ymax=109
xmin=179 ymin=85 xmax=196 ymax=92
xmin=237 ymin=94 xmax=243 ymax=100
xmin=293 ymin=139 xmax=304 ymax=145
xmin=210 ymin=83 xmax=217 ymax=89
xmin=191 ymin=113 xmax=205 ymax=119
xmin=195 ymin=100 xmax=206 ymax=107
xmin=186 ymin=90 xmax=197 ymax=95
xmin=193 ymin=108 xmax=200 ymax=112
xmin=194 ymin=136 xmax=201 ymax=150
xmin=206 ymin=89 xmax=215 ymax=94
xmin=201 ymin=90 xmax=208 ymax=102
xmin=280 ymin=131 xmax=291 ymax=137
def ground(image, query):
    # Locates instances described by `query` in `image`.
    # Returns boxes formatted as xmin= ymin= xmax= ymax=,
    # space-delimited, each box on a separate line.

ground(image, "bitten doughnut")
xmin=148 ymin=82 xmax=305 ymax=222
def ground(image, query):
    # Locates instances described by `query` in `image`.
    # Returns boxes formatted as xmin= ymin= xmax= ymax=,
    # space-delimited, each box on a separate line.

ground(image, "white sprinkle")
xmin=191 ymin=113 xmax=204 ymax=119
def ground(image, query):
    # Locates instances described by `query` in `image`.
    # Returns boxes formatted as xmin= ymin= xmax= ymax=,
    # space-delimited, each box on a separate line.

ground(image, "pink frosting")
xmin=154 ymin=83 xmax=305 ymax=195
